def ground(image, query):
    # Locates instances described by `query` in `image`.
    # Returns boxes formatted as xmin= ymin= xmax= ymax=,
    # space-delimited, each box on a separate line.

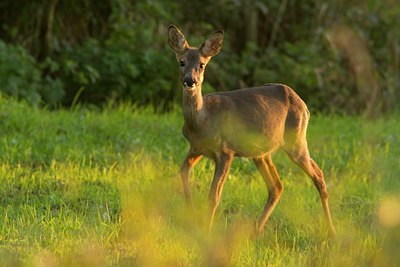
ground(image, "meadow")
xmin=0 ymin=95 xmax=399 ymax=266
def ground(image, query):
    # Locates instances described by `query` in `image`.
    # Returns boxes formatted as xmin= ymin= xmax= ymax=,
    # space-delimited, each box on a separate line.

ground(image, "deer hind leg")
xmin=253 ymin=155 xmax=284 ymax=235
xmin=208 ymin=153 xmax=233 ymax=232
xmin=284 ymin=143 xmax=336 ymax=237
xmin=180 ymin=150 xmax=202 ymax=207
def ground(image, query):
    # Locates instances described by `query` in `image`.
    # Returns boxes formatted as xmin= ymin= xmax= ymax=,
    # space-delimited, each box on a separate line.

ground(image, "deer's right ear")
xmin=168 ymin=25 xmax=189 ymax=54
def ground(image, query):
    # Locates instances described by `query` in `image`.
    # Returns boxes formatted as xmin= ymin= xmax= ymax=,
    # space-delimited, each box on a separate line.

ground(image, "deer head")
xmin=168 ymin=25 xmax=224 ymax=92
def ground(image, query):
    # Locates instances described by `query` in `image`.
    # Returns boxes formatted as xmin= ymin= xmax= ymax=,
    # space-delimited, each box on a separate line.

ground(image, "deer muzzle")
xmin=183 ymin=77 xmax=197 ymax=90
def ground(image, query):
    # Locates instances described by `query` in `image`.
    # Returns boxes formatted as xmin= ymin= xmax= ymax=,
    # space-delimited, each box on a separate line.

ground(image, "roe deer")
xmin=168 ymin=25 xmax=336 ymax=237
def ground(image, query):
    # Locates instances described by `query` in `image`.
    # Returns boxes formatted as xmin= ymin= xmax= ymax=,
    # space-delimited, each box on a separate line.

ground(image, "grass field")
xmin=0 ymin=95 xmax=399 ymax=266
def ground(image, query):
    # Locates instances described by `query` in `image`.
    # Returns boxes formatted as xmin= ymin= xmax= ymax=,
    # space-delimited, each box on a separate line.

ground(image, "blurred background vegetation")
xmin=0 ymin=0 xmax=399 ymax=116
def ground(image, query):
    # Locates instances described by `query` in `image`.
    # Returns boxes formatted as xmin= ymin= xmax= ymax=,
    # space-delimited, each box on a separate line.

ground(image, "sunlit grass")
xmin=0 ymin=95 xmax=399 ymax=266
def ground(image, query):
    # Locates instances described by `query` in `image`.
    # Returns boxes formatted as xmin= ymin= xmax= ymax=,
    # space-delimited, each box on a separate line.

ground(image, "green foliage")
xmin=56 ymin=34 xmax=178 ymax=107
xmin=0 ymin=0 xmax=399 ymax=113
xmin=0 ymin=96 xmax=399 ymax=266
xmin=0 ymin=40 xmax=63 ymax=105
xmin=45 ymin=0 xmax=179 ymax=108
xmin=0 ymin=40 xmax=39 ymax=104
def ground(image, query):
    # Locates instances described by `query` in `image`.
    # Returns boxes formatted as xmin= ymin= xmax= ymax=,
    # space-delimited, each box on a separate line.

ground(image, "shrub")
xmin=57 ymin=35 xmax=178 ymax=109
xmin=0 ymin=40 xmax=64 ymax=106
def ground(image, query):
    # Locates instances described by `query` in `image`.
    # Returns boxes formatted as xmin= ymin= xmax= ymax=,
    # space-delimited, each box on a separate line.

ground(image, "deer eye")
xmin=179 ymin=60 xmax=185 ymax=67
xmin=199 ymin=63 xmax=205 ymax=69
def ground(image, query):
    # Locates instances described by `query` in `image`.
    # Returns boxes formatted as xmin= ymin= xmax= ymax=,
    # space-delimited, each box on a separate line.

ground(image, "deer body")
xmin=169 ymin=25 xmax=336 ymax=237
xmin=183 ymin=85 xmax=307 ymax=159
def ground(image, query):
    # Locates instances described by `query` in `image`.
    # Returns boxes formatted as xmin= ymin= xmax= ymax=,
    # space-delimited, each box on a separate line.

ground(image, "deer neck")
xmin=182 ymin=85 xmax=206 ymax=130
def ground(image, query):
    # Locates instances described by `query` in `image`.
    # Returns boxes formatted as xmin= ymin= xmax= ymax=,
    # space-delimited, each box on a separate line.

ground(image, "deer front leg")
xmin=180 ymin=150 xmax=202 ymax=207
xmin=208 ymin=153 xmax=233 ymax=232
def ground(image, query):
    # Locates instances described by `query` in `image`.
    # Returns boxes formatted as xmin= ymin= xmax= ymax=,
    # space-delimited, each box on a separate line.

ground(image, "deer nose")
xmin=183 ymin=77 xmax=196 ymax=88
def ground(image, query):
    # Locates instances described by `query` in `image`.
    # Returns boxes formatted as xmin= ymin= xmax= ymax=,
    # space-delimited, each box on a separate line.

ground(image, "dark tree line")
xmin=0 ymin=0 xmax=399 ymax=116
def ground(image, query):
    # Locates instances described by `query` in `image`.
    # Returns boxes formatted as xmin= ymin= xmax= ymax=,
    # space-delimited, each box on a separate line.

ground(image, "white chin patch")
xmin=184 ymin=84 xmax=196 ymax=91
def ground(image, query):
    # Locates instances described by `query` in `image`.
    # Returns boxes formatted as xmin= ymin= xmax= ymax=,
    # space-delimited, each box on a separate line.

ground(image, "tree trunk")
xmin=37 ymin=0 xmax=59 ymax=61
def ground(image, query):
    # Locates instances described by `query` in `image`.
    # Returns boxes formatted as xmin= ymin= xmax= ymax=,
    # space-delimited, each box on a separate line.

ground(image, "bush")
xmin=57 ymin=35 xmax=178 ymax=109
xmin=0 ymin=40 xmax=64 ymax=106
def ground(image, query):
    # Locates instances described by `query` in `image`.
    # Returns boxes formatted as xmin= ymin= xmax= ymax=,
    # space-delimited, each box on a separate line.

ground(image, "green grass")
xmin=0 ymin=95 xmax=399 ymax=266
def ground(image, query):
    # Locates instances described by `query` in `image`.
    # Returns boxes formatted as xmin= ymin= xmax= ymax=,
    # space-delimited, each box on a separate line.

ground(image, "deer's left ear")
xmin=168 ymin=25 xmax=189 ymax=54
xmin=200 ymin=30 xmax=224 ymax=57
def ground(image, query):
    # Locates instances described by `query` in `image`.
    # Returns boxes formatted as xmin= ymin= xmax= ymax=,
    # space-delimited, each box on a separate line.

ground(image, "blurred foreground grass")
xmin=0 ymin=95 xmax=399 ymax=266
